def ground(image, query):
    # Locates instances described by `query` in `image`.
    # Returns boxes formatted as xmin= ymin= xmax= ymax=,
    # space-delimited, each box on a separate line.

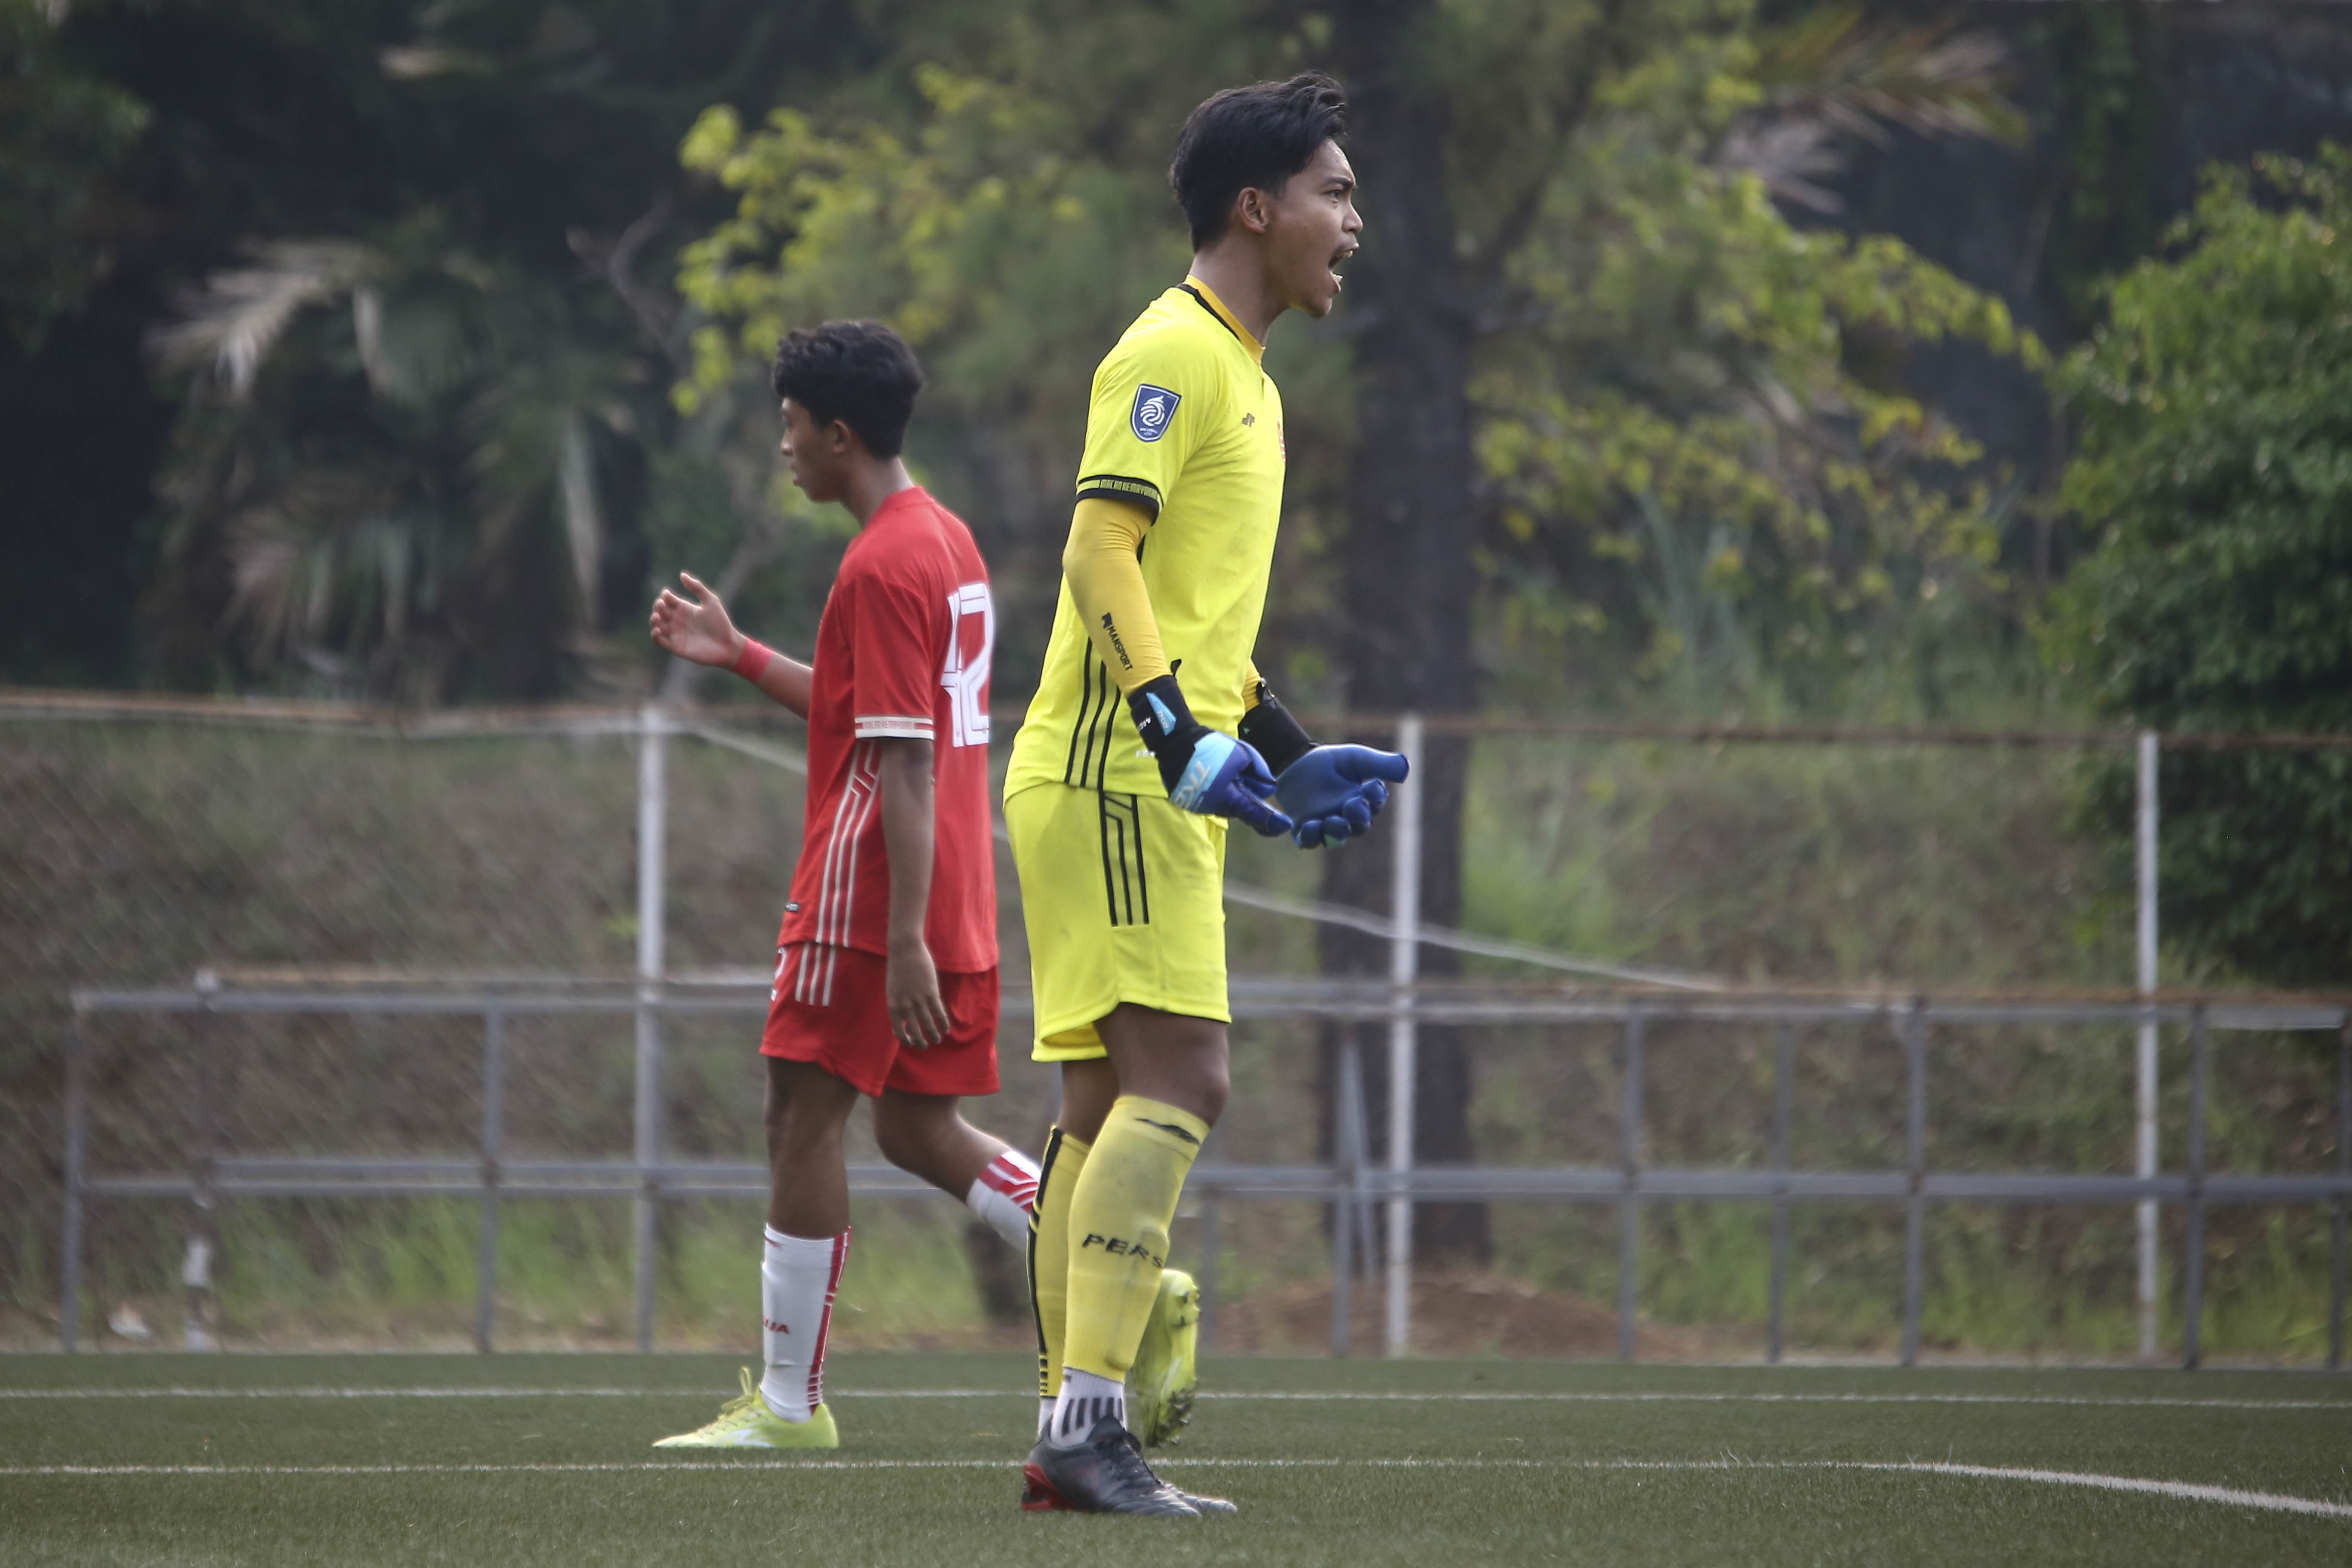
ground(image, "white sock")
xmin=1037 ymin=1396 xmax=1056 ymax=1442
xmin=1048 ymin=1366 xmax=1124 ymax=1448
xmin=758 ymin=1225 xmax=848 ymax=1422
xmin=965 ymin=1148 xmax=1041 ymax=1250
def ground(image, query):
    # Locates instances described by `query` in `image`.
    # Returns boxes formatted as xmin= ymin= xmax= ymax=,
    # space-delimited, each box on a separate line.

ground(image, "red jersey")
xmin=779 ymin=487 xmax=998 ymax=972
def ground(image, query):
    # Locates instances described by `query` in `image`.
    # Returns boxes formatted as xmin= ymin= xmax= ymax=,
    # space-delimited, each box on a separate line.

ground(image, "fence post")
xmin=1353 ymin=1047 xmax=1379 ymax=1315
xmin=1767 ymin=1023 xmax=1795 ymax=1365
xmin=1385 ymin=713 xmax=1423 ymax=1360
xmin=633 ymin=702 xmax=670 ymax=1354
xmin=61 ymin=1007 xmax=88 ymax=1353
xmin=1900 ymin=1000 xmax=1928 ymax=1368
xmin=186 ymin=970 xmax=220 ymax=1352
xmin=1333 ymin=1040 xmax=1362 ymax=1357
xmin=475 ymin=1003 xmax=505 ymax=1354
xmin=2136 ymin=729 xmax=2161 ymax=1362
xmin=1618 ymin=1008 xmax=1644 ymax=1363
xmin=2334 ymin=1017 xmax=2349 ymax=1374
xmin=2184 ymin=1004 xmax=2208 ymax=1371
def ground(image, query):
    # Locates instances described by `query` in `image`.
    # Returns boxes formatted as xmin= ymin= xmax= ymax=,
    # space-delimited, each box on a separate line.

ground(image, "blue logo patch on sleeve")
xmin=1129 ymin=384 xmax=1180 ymax=443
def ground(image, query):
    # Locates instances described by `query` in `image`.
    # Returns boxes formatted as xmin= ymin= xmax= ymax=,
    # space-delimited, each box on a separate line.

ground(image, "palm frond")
xmin=151 ymin=240 xmax=378 ymax=396
xmin=1715 ymin=119 xmax=1848 ymax=214
xmin=220 ymin=466 xmax=447 ymax=665
xmin=377 ymin=44 xmax=495 ymax=79
xmin=151 ymin=222 xmax=669 ymax=692
xmin=1720 ymin=9 xmax=2023 ymax=214
xmin=557 ymin=411 xmax=603 ymax=612
xmin=1755 ymin=7 xmax=2024 ymax=148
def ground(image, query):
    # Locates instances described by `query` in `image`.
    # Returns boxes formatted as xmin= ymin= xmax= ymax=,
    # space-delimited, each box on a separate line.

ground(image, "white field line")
xmin=1 ymin=1457 xmax=2346 ymax=1520
xmin=1216 ymin=1391 xmax=2352 ymax=1411
xmin=5 ymin=1387 xmax=2351 ymax=1412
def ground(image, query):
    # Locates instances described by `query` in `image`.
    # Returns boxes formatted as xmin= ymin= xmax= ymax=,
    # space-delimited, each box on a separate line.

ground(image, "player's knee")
xmin=766 ymin=1088 xmax=840 ymax=1165
xmin=762 ymin=1088 xmax=791 ymax=1157
xmin=870 ymin=1102 xmax=934 ymax=1170
xmin=1176 ymin=1023 xmax=1231 ymax=1124
xmin=1185 ymin=1053 xmax=1231 ymax=1126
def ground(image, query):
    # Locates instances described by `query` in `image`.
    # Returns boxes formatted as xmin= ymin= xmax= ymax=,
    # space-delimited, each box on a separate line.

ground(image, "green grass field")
xmin=5 ymin=1352 xmax=2350 ymax=1565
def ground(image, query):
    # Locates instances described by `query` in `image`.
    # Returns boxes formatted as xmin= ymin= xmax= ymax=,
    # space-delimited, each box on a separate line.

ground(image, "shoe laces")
xmin=717 ymin=1367 xmax=763 ymax=1419
xmin=1096 ymin=1424 xmax=1172 ymax=1497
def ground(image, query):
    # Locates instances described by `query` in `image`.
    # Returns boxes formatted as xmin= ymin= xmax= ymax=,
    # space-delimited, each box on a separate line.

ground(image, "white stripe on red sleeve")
xmin=854 ymin=715 xmax=936 ymax=738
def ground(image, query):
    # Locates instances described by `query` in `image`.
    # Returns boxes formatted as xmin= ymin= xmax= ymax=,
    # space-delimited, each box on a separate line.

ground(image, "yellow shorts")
xmin=1004 ymin=781 xmax=1229 ymax=1059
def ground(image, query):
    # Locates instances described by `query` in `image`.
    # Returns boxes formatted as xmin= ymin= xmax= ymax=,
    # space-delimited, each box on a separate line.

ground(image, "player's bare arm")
xmin=874 ymin=736 xmax=949 ymax=1049
xmin=648 ymin=571 xmax=814 ymax=717
xmin=655 ymin=322 xmax=1033 ymax=1458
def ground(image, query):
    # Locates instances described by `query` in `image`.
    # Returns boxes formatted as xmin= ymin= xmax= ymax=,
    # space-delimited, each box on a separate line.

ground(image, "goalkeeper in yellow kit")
xmin=1006 ymin=73 xmax=1409 ymax=1518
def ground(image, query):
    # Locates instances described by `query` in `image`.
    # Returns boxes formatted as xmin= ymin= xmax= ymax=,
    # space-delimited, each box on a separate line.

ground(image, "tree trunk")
xmin=1319 ymin=0 xmax=1488 ymax=1267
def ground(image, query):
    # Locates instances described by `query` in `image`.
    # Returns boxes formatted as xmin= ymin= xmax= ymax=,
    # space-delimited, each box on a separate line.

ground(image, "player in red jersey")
xmin=647 ymin=321 xmax=1033 ymax=1450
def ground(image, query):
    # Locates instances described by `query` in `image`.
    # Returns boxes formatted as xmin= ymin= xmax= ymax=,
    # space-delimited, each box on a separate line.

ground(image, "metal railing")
xmin=21 ymin=688 xmax=2352 ymax=1360
xmin=64 ymin=976 xmax=2352 ymax=1368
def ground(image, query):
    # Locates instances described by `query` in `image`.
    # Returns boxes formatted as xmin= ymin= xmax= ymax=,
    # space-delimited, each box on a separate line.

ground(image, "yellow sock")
xmin=1061 ymin=1096 xmax=1208 ymax=1381
xmin=1026 ymin=1127 xmax=1087 ymax=1400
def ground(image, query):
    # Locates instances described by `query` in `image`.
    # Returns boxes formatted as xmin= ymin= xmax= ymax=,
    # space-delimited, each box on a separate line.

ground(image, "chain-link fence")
xmin=5 ymin=692 xmax=2349 ymax=1364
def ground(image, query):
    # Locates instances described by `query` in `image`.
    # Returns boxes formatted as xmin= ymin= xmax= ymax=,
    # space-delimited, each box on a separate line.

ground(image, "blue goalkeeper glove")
xmin=1274 ymin=744 xmax=1411 ymax=849
xmin=1130 ymin=676 xmax=1293 ymax=838
xmin=1235 ymin=682 xmax=1412 ymax=850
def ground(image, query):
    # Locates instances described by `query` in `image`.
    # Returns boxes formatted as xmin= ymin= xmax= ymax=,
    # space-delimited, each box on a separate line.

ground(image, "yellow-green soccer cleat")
xmin=652 ymin=1367 xmax=840 ymax=1450
xmin=1128 ymin=1268 xmax=1200 ymax=1448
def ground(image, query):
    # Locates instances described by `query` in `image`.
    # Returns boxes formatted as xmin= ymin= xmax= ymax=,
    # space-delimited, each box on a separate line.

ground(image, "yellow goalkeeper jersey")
xmin=1005 ymin=278 xmax=1286 ymax=798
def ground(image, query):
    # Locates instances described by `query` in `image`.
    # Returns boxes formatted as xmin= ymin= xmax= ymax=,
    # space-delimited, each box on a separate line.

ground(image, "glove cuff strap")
xmin=1237 ymin=683 xmax=1314 ymax=776
xmin=1127 ymin=674 xmax=1200 ymax=754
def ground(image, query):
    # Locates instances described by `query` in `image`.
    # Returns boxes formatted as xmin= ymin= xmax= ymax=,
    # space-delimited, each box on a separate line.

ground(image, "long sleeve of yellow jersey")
xmin=1066 ymin=496 xmax=1268 ymax=711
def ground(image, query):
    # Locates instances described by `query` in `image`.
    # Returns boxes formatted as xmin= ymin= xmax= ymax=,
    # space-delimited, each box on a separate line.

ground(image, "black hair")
xmin=1169 ymin=73 xmax=1349 ymax=250
xmin=769 ymin=320 xmax=925 ymax=459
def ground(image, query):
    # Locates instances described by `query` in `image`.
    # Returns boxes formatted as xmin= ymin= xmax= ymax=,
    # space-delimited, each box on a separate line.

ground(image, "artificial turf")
xmin=4 ymin=1351 xmax=2349 ymax=1565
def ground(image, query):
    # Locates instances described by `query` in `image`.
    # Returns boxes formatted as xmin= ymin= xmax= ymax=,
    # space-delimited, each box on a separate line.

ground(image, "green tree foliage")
xmin=0 ymin=0 xmax=149 ymax=349
xmin=674 ymin=62 xmax=1202 ymax=686
xmin=668 ymin=0 xmax=1298 ymax=688
xmin=24 ymin=0 xmax=2042 ymax=711
xmin=2046 ymin=150 xmax=2352 ymax=986
xmin=1469 ymin=7 xmax=2039 ymax=707
xmin=146 ymin=223 xmax=659 ymax=699
xmin=675 ymin=2 xmax=2035 ymax=709
xmin=128 ymin=0 xmax=864 ymax=699
xmin=677 ymin=71 xmax=1179 ymax=409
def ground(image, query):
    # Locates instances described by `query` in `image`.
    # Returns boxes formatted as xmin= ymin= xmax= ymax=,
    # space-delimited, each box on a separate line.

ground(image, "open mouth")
xmin=1329 ymin=244 xmax=1357 ymax=290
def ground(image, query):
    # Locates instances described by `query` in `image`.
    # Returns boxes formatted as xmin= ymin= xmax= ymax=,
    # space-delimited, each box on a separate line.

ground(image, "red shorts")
xmin=760 ymin=943 xmax=1001 ymax=1099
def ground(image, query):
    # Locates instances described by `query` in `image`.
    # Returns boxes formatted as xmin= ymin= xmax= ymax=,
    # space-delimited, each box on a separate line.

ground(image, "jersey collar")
xmin=1178 ymin=277 xmax=1263 ymax=366
xmin=866 ymin=484 xmax=930 ymax=526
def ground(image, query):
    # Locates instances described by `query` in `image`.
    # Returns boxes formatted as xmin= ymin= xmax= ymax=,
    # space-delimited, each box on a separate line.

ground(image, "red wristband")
xmin=729 ymin=638 xmax=775 ymax=680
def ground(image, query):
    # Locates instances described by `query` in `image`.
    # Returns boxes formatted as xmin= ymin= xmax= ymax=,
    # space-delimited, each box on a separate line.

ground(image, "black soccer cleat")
xmin=1171 ymin=1482 xmax=1237 ymax=1515
xmin=1020 ymin=1416 xmax=1203 ymax=1517
xmin=1020 ymin=1470 xmax=1236 ymax=1516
